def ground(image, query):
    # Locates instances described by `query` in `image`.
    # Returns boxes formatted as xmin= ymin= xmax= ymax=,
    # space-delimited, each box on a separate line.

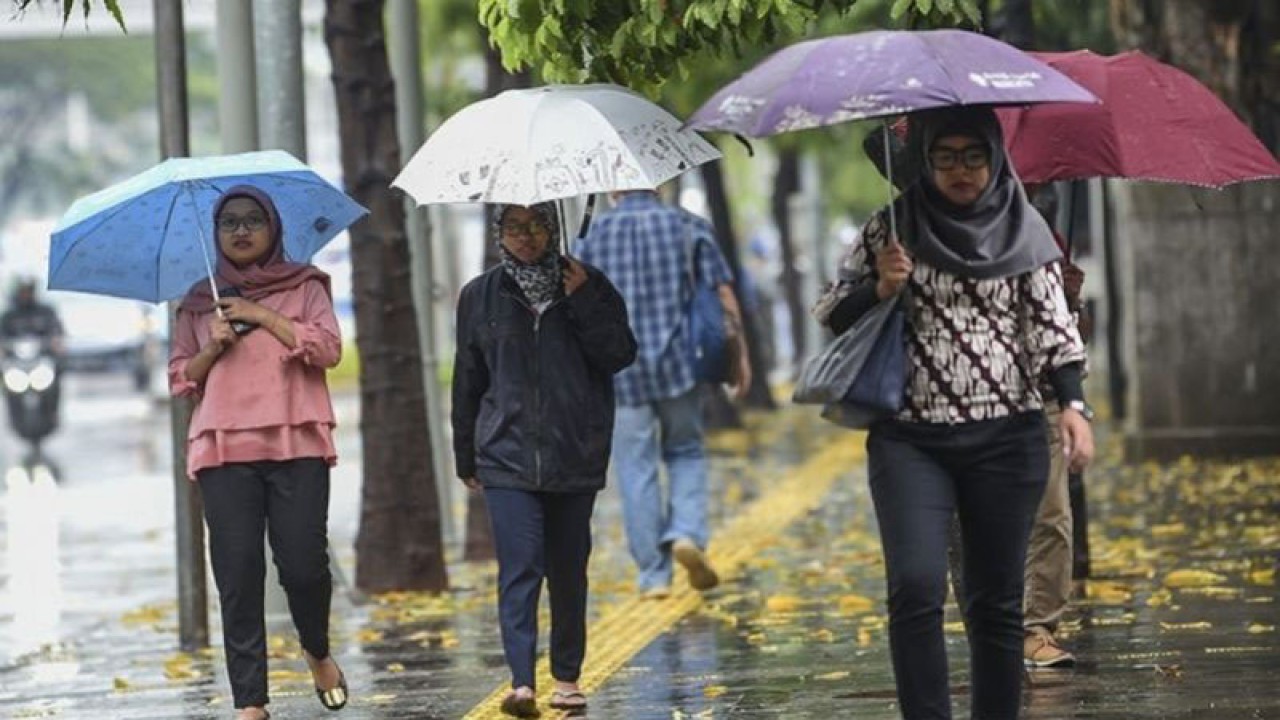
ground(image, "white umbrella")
xmin=392 ymin=84 xmax=722 ymax=207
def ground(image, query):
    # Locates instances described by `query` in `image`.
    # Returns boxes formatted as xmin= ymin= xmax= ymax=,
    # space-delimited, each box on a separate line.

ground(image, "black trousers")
xmin=198 ymin=458 xmax=333 ymax=709
xmin=485 ymin=487 xmax=596 ymax=690
xmin=867 ymin=413 xmax=1048 ymax=720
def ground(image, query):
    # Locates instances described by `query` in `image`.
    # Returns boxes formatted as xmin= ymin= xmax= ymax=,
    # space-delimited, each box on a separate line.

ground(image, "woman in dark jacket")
xmin=813 ymin=106 xmax=1093 ymax=720
xmin=452 ymin=201 xmax=637 ymax=717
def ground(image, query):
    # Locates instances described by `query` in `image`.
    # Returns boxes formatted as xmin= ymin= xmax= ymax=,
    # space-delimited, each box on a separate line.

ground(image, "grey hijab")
xmin=895 ymin=106 xmax=1060 ymax=280
xmin=495 ymin=202 xmax=564 ymax=307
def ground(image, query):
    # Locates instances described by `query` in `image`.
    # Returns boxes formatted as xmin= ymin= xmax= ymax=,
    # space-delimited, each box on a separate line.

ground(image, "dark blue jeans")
xmin=868 ymin=413 xmax=1048 ymax=720
xmin=485 ymin=487 xmax=597 ymax=690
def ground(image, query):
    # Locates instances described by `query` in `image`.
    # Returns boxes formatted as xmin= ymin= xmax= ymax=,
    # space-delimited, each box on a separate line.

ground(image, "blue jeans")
xmin=612 ymin=387 xmax=709 ymax=591
xmin=485 ymin=488 xmax=596 ymax=690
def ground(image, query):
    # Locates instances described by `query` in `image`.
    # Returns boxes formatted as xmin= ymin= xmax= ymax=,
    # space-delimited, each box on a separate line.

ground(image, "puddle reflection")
xmin=4 ymin=454 xmax=63 ymax=657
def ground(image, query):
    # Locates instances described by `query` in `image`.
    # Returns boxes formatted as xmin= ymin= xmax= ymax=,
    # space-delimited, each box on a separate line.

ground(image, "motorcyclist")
xmin=0 ymin=279 xmax=65 ymax=350
xmin=0 ymin=278 xmax=65 ymax=435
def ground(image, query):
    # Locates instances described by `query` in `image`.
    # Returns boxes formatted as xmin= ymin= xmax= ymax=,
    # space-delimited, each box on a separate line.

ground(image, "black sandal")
xmin=315 ymin=666 xmax=349 ymax=711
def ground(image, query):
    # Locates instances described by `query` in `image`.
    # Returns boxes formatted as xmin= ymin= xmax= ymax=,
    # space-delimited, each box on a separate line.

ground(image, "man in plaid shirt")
xmin=577 ymin=190 xmax=751 ymax=596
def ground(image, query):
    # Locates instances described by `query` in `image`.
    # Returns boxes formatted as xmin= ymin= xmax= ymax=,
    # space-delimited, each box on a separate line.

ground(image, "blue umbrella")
xmin=49 ymin=150 xmax=367 ymax=303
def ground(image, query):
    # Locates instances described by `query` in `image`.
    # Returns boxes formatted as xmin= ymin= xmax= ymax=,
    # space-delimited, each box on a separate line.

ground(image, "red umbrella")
xmin=997 ymin=50 xmax=1280 ymax=187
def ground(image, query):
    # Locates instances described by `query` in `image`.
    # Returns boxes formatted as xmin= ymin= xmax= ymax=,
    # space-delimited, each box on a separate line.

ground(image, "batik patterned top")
xmin=812 ymin=213 xmax=1085 ymax=425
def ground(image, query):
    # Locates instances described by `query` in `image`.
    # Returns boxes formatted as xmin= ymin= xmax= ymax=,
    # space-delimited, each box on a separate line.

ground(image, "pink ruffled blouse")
xmin=168 ymin=279 xmax=341 ymax=479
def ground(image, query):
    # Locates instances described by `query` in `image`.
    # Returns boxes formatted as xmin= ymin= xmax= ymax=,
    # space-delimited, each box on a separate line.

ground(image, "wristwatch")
xmin=1065 ymin=400 xmax=1095 ymax=422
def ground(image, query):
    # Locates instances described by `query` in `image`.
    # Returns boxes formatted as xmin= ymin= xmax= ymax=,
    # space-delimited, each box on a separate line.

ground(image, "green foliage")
xmin=479 ymin=0 xmax=982 ymax=92
xmin=419 ymin=0 xmax=488 ymax=125
xmin=11 ymin=0 xmax=127 ymax=32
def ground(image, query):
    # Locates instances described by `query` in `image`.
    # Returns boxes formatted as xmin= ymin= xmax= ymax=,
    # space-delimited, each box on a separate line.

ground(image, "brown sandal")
xmin=549 ymin=689 xmax=588 ymax=710
xmin=499 ymin=690 xmax=539 ymax=718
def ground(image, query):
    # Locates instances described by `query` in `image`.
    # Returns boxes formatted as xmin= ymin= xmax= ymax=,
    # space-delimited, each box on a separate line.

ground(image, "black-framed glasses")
xmin=499 ymin=220 xmax=551 ymax=238
xmin=217 ymin=215 xmax=269 ymax=233
xmin=929 ymin=144 xmax=991 ymax=171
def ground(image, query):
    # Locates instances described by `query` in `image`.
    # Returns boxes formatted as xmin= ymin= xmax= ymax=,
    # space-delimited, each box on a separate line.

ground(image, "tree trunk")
xmin=771 ymin=148 xmax=806 ymax=370
xmin=702 ymin=159 xmax=776 ymax=415
xmin=324 ymin=0 xmax=448 ymax=592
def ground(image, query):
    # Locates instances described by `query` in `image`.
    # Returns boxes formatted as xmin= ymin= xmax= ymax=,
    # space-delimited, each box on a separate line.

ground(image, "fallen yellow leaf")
xmin=809 ymin=628 xmax=835 ymax=643
xmin=1178 ymin=586 xmax=1243 ymax=600
xmin=1247 ymin=623 xmax=1275 ymax=634
xmin=703 ymin=684 xmax=728 ymax=698
xmin=387 ymin=662 xmax=405 ymax=673
xmin=1151 ymin=523 xmax=1187 ymax=538
xmin=815 ymin=670 xmax=850 ymax=681
xmin=1086 ymin=581 xmax=1134 ymax=605
xmin=837 ymin=594 xmax=876 ymax=615
xmin=857 ymin=627 xmax=873 ymax=647
xmin=1163 ymin=569 xmax=1227 ymax=588
xmin=765 ymin=595 xmax=803 ymax=613
xmin=113 ymin=677 xmax=131 ymax=692
xmin=1159 ymin=621 xmax=1213 ymax=631
xmin=1248 ymin=568 xmax=1275 ymax=586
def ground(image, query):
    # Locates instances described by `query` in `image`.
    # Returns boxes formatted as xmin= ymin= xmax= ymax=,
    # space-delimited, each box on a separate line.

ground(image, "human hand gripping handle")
xmin=875 ymin=235 xmax=913 ymax=300
xmin=562 ymin=257 xmax=588 ymax=295
xmin=207 ymin=315 xmax=238 ymax=353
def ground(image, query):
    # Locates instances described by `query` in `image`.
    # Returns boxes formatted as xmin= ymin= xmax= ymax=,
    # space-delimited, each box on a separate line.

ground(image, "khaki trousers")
xmin=1024 ymin=405 xmax=1073 ymax=632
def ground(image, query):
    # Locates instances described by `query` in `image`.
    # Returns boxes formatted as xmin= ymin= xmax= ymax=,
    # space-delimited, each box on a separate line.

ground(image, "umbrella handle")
xmin=882 ymin=119 xmax=899 ymax=246
xmin=577 ymin=194 xmax=597 ymax=240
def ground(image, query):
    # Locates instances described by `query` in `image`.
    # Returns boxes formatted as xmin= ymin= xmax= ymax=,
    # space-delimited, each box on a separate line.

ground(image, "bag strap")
xmin=682 ymin=217 xmax=709 ymax=304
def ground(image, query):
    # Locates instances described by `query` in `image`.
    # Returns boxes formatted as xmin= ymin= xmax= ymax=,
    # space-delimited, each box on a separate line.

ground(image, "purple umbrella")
xmin=688 ymin=29 xmax=1097 ymax=138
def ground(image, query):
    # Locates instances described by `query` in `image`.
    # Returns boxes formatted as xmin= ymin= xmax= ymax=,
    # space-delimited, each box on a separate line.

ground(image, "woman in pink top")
xmin=168 ymin=185 xmax=347 ymax=720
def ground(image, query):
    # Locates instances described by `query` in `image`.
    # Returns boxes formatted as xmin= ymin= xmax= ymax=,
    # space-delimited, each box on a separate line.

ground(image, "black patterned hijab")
xmin=495 ymin=202 xmax=564 ymax=306
xmin=895 ymin=106 xmax=1061 ymax=280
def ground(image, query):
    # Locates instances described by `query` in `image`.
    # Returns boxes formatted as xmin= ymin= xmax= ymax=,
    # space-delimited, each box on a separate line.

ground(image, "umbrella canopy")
xmin=392 ymin=84 xmax=721 ymax=206
xmin=49 ymin=150 xmax=367 ymax=303
xmin=997 ymin=50 xmax=1280 ymax=187
xmin=687 ymin=29 xmax=1096 ymax=138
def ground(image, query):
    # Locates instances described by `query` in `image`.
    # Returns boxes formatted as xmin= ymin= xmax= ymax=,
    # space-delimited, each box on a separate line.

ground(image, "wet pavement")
xmin=1 ymin=377 xmax=1277 ymax=718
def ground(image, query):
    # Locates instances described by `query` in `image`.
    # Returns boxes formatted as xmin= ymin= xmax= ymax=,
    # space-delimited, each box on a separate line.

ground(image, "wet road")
xmin=0 ymin=378 xmax=1277 ymax=719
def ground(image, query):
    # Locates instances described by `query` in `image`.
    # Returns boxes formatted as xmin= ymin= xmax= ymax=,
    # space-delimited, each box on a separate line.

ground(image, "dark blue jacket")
xmin=451 ymin=264 xmax=636 ymax=493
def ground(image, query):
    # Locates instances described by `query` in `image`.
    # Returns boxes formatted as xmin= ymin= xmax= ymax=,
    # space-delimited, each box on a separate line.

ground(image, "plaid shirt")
xmin=577 ymin=193 xmax=733 ymax=406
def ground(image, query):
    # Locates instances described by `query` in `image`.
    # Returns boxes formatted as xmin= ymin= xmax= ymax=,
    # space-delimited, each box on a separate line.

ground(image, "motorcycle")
xmin=1 ymin=337 xmax=61 ymax=448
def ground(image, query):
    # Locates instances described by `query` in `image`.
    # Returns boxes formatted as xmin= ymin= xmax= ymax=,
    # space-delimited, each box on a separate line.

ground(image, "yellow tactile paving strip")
xmin=463 ymin=435 xmax=866 ymax=719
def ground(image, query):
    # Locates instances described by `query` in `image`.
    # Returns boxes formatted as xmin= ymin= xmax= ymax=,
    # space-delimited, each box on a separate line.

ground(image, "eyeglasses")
xmin=217 ymin=215 xmax=269 ymax=233
xmin=928 ymin=144 xmax=991 ymax=171
xmin=499 ymin=220 xmax=551 ymax=239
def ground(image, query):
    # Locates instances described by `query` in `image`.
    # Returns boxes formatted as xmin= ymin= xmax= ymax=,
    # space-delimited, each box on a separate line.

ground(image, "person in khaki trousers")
xmin=1023 ymin=186 xmax=1092 ymax=668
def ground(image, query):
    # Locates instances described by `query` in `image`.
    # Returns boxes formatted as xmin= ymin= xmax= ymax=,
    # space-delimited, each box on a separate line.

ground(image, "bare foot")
xmin=236 ymin=707 xmax=269 ymax=720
